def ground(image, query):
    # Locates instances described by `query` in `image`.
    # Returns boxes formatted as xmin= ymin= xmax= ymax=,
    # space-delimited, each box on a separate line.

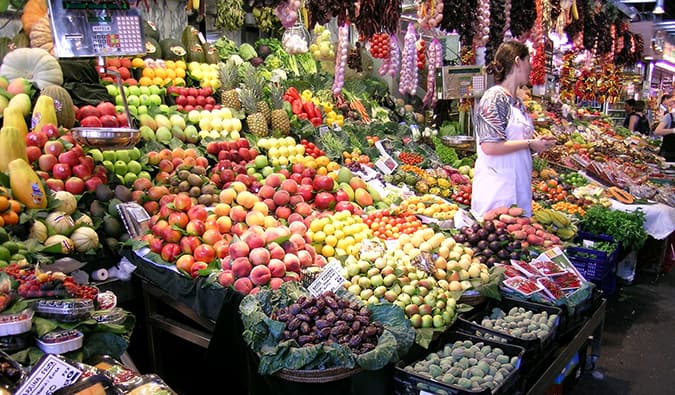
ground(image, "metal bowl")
xmin=441 ymin=135 xmax=476 ymax=150
xmin=71 ymin=127 xmax=140 ymax=150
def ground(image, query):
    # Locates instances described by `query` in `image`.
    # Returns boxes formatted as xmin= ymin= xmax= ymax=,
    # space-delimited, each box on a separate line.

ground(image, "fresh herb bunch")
xmin=580 ymin=205 xmax=648 ymax=253
xmin=431 ymin=136 xmax=459 ymax=165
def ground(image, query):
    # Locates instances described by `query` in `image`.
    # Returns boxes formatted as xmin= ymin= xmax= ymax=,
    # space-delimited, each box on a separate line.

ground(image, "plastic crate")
xmin=393 ymin=332 xmax=525 ymax=395
xmin=454 ymin=298 xmax=561 ymax=373
xmin=566 ymin=232 xmax=619 ymax=281
xmin=593 ymin=270 xmax=617 ymax=297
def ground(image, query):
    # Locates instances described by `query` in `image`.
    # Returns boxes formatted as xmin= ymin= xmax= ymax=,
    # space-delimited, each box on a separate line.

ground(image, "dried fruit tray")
xmin=455 ymin=298 xmax=561 ymax=371
xmin=393 ymin=332 xmax=525 ymax=395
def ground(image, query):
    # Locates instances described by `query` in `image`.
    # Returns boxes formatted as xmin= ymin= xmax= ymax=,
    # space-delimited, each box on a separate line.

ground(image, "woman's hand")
xmin=528 ymin=136 xmax=556 ymax=153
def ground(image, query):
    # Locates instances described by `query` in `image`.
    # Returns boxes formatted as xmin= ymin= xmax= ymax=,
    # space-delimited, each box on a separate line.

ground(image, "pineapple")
xmin=240 ymin=88 xmax=268 ymax=137
xmin=270 ymin=85 xmax=290 ymax=135
xmin=218 ymin=60 xmax=240 ymax=110
xmin=244 ymin=68 xmax=271 ymax=124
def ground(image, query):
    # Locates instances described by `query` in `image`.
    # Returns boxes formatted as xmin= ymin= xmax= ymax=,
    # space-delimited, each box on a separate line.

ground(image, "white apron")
xmin=471 ymin=103 xmax=534 ymax=217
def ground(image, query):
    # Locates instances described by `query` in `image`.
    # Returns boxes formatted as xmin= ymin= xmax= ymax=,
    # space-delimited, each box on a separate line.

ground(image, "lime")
xmin=2 ymin=241 xmax=20 ymax=254
xmin=10 ymin=253 xmax=25 ymax=262
xmin=0 ymin=246 xmax=10 ymax=261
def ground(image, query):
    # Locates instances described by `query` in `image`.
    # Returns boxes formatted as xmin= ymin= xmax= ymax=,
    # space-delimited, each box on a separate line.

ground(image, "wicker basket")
xmin=275 ymin=366 xmax=362 ymax=383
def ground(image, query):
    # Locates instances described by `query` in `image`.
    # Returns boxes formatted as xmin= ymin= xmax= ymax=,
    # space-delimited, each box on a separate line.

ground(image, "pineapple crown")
xmin=270 ymin=84 xmax=285 ymax=110
xmin=218 ymin=60 xmax=239 ymax=90
xmin=243 ymin=67 xmax=264 ymax=100
xmin=239 ymin=88 xmax=258 ymax=114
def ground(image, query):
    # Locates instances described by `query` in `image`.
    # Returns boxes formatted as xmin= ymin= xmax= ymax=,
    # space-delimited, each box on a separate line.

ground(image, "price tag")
xmin=384 ymin=239 xmax=399 ymax=250
xmin=318 ymin=125 xmax=330 ymax=136
xmin=454 ymin=209 xmax=476 ymax=229
xmin=307 ymin=260 xmax=346 ymax=297
xmin=420 ymin=390 xmax=434 ymax=395
xmin=582 ymin=239 xmax=596 ymax=248
xmin=16 ymin=354 xmax=82 ymax=395
xmin=375 ymin=155 xmax=398 ymax=175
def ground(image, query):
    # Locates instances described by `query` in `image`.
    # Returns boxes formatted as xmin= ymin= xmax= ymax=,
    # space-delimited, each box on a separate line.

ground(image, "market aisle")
xmin=573 ymin=272 xmax=675 ymax=394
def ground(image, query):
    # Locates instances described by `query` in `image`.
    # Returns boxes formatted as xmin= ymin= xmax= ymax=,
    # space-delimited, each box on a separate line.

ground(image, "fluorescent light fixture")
xmin=644 ymin=56 xmax=654 ymax=60
xmin=655 ymin=61 xmax=675 ymax=73
xmin=653 ymin=0 xmax=665 ymax=14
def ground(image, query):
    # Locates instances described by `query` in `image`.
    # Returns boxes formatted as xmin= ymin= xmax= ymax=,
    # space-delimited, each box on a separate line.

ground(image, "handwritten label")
xmin=384 ymin=239 xmax=399 ymax=250
xmin=307 ymin=260 xmax=346 ymax=297
xmin=454 ymin=209 xmax=476 ymax=229
xmin=16 ymin=354 xmax=82 ymax=395
xmin=318 ymin=125 xmax=330 ymax=136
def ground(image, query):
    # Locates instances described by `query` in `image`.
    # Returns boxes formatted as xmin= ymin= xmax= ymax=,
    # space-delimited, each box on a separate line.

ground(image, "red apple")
xmin=335 ymin=189 xmax=349 ymax=202
xmin=38 ymin=154 xmax=58 ymax=172
xmin=80 ymin=115 xmax=103 ymax=128
xmin=314 ymin=192 xmax=336 ymax=210
xmin=41 ymin=124 xmax=60 ymax=139
xmin=100 ymin=114 xmax=119 ymax=128
xmin=77 ymin=105 xmax=100 ymax=120
xmin=85 ymin=176 xmax=104 ymax=192
xmin=72 ymin=164 xmax=92 ymax=179
xmin=58 ymin=151 xmax=80 ymax=167
xmin=96 ymin=101 xmax=116 ymax=116
xmin=45 ymin=178 xmax=65 ymax=191
xmin=116 ymin=113 xmax=129 ymax=127
xmin=64 ymin=177 xmax=85 ymax=195
xmin=168 ymin=211 xmax=189 ymax=228
xmin=26 ymin=131 xmax=48 ymax=148
xmin=52 ymin=163 xmax=72 ymax=180
xmin=298 ymin=184 xmax=314 ymax=202
xmin=185 ymin=219 xmax=206 ymax=236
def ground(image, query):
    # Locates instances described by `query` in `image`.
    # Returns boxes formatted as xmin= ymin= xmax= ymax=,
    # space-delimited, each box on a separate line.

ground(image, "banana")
xmin=533 ymin=210 xmax=553 ymax=225
xmin=551 ymin=211 xmax=571 ymax=228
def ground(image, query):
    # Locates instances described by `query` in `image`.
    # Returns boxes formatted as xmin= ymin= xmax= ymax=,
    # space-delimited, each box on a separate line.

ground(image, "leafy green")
xmin=431 ymin=136 xmax=459 ymax=164
xmin=367 ymin=303 xmax=414 ymax=360
xmin=295 ymin=53 xmax=317 ymax=75
xmin=214 ymin=37 xmax=239 ymax=60
xmin=580 ymin=205 xmax=648 ymax=252
xmin=356 ymin=330 xmax=396 ymax=370
xmin=474 ymin=266 xmax=505 ymax=300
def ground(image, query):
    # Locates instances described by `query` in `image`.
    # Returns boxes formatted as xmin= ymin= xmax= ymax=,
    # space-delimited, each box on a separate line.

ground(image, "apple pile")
xmin=217 ymin=222 xmax=326 ymax=295
xmin=167 ymin=85 xmax=218 ymax=113
xmin=76 ymin=102 xmax=129 ymax=128
xmin=25 ymin=124 xmax=107 ymax=194
xmin=342 ymin=250 xmax=460 ymax=330
xmin=206 ymin=139 xmax=262 ymax=187
xmin=186 ymin=108 xmax=242 ymax=141
xmin=87 ymin=147 xmax=150 ymax=187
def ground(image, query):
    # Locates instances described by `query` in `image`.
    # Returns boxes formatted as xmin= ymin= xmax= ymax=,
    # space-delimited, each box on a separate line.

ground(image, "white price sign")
xmin=307 ymin=260 xmax=346 ymax=297
xmin=16 ymin=354 xmax=82 ymax=395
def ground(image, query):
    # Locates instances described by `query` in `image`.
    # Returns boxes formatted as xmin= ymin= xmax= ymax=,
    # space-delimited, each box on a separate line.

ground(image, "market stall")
xmin=0 ymin=0 xmax=673 ymax=394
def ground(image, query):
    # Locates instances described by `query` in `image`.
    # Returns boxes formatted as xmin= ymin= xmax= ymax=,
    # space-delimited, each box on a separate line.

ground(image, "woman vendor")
xmin=471 ymin=41 xmax=556 ymax=218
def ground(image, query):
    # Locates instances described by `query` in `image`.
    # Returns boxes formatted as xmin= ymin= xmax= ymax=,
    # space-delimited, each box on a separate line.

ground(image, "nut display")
xmin=270 ymin=291 xmax=383 ymax=354
xmin=478 ymin=307 xmax=559 ymax=341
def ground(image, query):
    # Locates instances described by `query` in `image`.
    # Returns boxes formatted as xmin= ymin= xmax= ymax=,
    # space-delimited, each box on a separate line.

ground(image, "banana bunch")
xmin=252 ymin=7 xmax=277 ymax=34
xmin=215 ymin=0 xmax=245 ymax=31
xmin=533 ymin=208 xmax=578 ymax=241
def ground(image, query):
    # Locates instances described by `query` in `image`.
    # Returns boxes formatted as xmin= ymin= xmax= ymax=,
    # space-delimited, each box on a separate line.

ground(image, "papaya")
xmin=607 ymin=186 xmax=634 ymax=204
xmin=31 ymin=95 xmax=58 ymax=133
xmin=8 ymin=158 xmax=47 ymax=209
xmin=0 ymin=126 xmax=28 ymax=172
xmin=2 ymin=106 xmax=28 ymax=137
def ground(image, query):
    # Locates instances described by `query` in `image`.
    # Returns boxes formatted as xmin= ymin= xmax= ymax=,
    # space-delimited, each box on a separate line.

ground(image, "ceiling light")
xmin=653 ymin=0 xmax=665 ymax=14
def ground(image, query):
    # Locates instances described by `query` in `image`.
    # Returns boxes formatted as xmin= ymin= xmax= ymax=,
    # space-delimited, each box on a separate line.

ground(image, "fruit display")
xmin=363 ymin=210 xmax=425 ymax=240
xmin=531 ymin=208 xmax=578 ymax=242
xmin=397 ymin=194 xmax=459 ymax=220
xmin=308 ymin=211 xmax=371 ymax=258
xmin=270 ymin=292 xmax=384 ymax=352
xmin=400 ymin=338 xmax=520 ymax=392
xmin=168 ymin=85 xmax=219 ymax=113
xmin=473 ymin=306 xmax=558 ymax=341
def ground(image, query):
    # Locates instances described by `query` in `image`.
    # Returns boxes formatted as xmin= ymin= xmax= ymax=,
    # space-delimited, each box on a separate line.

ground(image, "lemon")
xmin=321 ymin=245 xmax=335 ymax=257
xmin=312 ymin=231 xmax=326 ymax=243
xmin=325 ymin=235 xmax=338 ymax=247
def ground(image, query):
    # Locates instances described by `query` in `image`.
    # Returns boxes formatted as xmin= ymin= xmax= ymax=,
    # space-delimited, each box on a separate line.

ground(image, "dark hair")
xmin=486 ymin=41 xmax=530 ymax=83
xmin=634 ymin=100 xmax=645 ymax=112
xmin=660 ymin=94 xmax=672 ymax=105
xmin=625 ymin=98 xmax=636 ymax=107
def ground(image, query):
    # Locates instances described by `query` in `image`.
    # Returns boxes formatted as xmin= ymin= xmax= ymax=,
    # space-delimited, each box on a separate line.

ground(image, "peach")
xmin=289 ymin=221 xmax=307 ymax=235
xmin=280 ymin=179 xmax=298 ymax=194
xmin=263 ymin=198 xmax=276 ymax=212
xmin=287 ymin=213 xmax=303 ymax=225
xmin=289 ymin=194 xmax=304 ymax=207
xmin=281 ymin=240 xmax=298 ymax=255
xmin=229 ymin=240 xmax=250 ymax=259
xmin=249 ymin=286 xmax=261 ymax=295
xmin=233 ymin=277 xmax=253 ymax=294
xmin=268 ymin=258 xmax=286 ymax=277
xmin=231 ymin=222 xmax=248 ymax=236
xmin=258 ymin=185 xmax=276 ymax=200
xmin=246 ymin=210 xmax=265 ymax=227
xmin=315 ymin=255 xmax=327 ymax=267
xmin=216 ymin=216 xmax=232 ymax=233
xmin=265 ymin=173 xmax=283 ymax=188
xmin=269 ymin=277 xmax=284 ymax=290
xmin=275 ymin=206 xmax=291 ymax=220
xmin=249 ymin=247 xmax=271 ymax=266
xmin=267 ymin=242 xmax=285 ymax=260
xmin=252 ymin=201 xmax=269 ymax=216
xmin=231 ymin=257 xmax=253 ymax=278
xmin=176 ymin=254 xmax=195 ymax=273
xmin=220 ymin=256 xmax=232 ymax=270
xmin=214 ymin=203 xmax=231 ymax=217
xmin=185 ymin=219 xmax=206 ymax=236
xmin=202 ymin=229 xmax=223 ymax=245
xmin=263 ymin=216 xmax=279 ymax=229
xmin=219 ymin=188 xmax=237 ymax=204
xmin=218 ymin=270 xmax=235 ymax=287
xmin=264 ymin=227 xmax=289 ymax=245
xmin=295 ymin=202 xmax=313 ymax=217
xmin=214 ymin=239 xmax=230 ymax=259
xmin=244 ymin=233 xmax=266 ymax=250
xmin=250 ymin=265 xmax=271 ymax=285
xmin=230 ymin=181 xmax=247 ymax=193
xmin=236 ymin=191 xmax=258 ymax=209
xmin=273 ymin=190 xmax=291 ymax=207
xmin=158 ymin=149 xmax=172 ymax=162
xmin=284 ymin=254 xmax=301 ymax=273
xmin=297 ymin=250 xmax=313 ymax=267
xmin=229 ymin=206 xmax=248 ymax=223
xmin=289 ymin=233 xmax=306 ymax=250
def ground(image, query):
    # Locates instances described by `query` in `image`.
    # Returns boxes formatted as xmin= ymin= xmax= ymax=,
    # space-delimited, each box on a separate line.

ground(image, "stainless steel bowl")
xmin=441 ymin=135 xmax=476 ymax=150
xmin=71 ymin=127 xmax=140 ymax=150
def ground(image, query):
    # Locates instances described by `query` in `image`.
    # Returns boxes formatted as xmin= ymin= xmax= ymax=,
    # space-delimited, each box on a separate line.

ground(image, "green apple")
xmin=124 ymin=172 xmax=137 ymax=186
xmin=139 ymin=86 xmax=151 ymax=96
xmin=128 ymin=86 xmax=141 ymax=97
xmin=102 ymin=160 xmax=114 ymax=173
xmin=137 ymin=105 xmax=148 ymax=115
xmin=246 ymin=166 xmax=256 ymax=176
xmin=158 ymin=104 xmax=170 ymax=114
xmin=115 ymin=150 xmax=130 ymax=163
xmin=102 ymin=150 xmax=116 ymax=162
xmin=254 ymin=155 xmax=268 ymax=169
xmin=138 ymin=171 xmax=152 ymax=180
xmin=115 ymin=95 xmax=124 ymax=106
xmin=123 ymin=86 xmax=131 ymax=96
xmin=113 ymin=160 xmax=128 ymax=176
xmin=128 ymin=147 xmax=141 ymax=161
xmin=127 ymin=160 xmax=142 ymax=174
xmin=149 ymin=94 xmax=162 ymax=106
xmin=88 ymin=149 xmax=103 ymax=163
xmin=115 ymin=105 xmax=126 ymax=114
xmin=138 ymin=94 xmax=150 ymax=106
xmin=127 ymin=105 xmax=138 ymax=116
xmin=432 ymin=314 xmax=445 ymax=328
xmin=106 ymin=85 xmax=118 ymax=97
xmin=149 ymin=85 xmax=161 ymax=95
xmin=126 ymin=95 xmax=140 ymax=107
xmin=261 ymin=166 xmax=274 ymax=178
xmin=421 ymin=314 xmax=433 ymax=328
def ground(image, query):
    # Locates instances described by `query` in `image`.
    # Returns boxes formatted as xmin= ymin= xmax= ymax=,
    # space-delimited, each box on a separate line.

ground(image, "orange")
xmin=165 ymin=69 xmax=176 ymax=79
xmin=152 ymin=77 xmax=164 ymax=86
xmin=165 ymin=60 xmax=176 ymax=69
xmin=0 ymin=196 xmax=9 ymax=212
xmin=175 ymin=60 xmax=187 ymax=70
xmin=138 ymin=76 xmax=152 ymax=86
xmin=154 ymin=68 xmax=166 ymax=79
xmin=9 ymin=199 xmax=21 ymax=213
xmin=2 ymin=211 xmax=18 ymax=225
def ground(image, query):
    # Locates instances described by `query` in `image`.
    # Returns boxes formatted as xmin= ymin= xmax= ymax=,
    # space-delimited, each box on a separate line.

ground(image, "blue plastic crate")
xmin=566 ymin=232 xmax=619 ymax=281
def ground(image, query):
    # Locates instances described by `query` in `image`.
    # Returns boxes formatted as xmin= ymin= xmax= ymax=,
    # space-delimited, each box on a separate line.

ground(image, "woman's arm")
xmin=655 ymin=114 xmax=674 ymax=136
xmin=481 ymin=137 xmax=555 ymax=155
